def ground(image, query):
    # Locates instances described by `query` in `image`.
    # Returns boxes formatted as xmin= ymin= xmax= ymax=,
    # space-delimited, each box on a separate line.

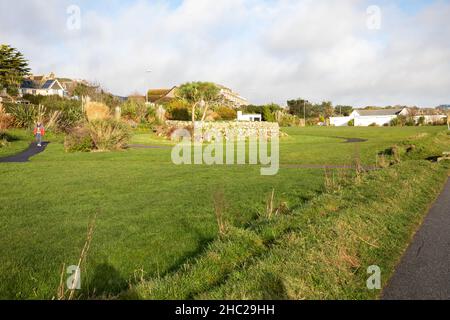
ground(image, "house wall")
xmin=354 ymin=115 xmax=396 ymax=126
xmin=21 ymin=88 xmax=65 ymax=97
xmin=414 ymin=115 xmax=447 ymax=124
xmin=237 ymin=111 xmax=262 ymax=122
xmin=330 ymin=116 xmax=352 ymax=126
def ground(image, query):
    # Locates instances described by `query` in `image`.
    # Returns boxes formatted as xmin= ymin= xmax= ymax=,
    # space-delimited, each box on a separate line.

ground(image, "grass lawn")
xmin=0 ymin=126 xmax=448 ymax=299
xmin=0 ymin=129 xmax=32 ymax=158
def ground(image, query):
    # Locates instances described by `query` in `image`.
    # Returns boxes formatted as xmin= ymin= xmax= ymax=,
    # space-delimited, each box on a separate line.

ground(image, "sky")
xmin=1 ymin=0 xmax=449 ymax=107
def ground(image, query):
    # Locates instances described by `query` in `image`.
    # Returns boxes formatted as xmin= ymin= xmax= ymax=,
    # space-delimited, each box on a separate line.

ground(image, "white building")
xmin=217 ymin=85 xmax=249 ymax=108
xmin=20 ymin=78 xmax=66 ymax=97
xmin=237 ymin=111 xmax=262 ymax=122
xmin=330 ymin=108 xmax=410 ymax=126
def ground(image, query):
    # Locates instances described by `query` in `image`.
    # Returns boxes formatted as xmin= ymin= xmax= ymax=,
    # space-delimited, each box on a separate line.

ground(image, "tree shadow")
xmin=83 ymin=263 xmax=127 ymax=298
xmin=258 ymin=272 xmax=288 ymax=300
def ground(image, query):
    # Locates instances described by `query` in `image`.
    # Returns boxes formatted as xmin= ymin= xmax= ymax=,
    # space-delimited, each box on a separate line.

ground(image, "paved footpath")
xmin=0 ymin=142 xmax=49 ymax=163
xmin=382 ymin=177 xmax=450 ymax=300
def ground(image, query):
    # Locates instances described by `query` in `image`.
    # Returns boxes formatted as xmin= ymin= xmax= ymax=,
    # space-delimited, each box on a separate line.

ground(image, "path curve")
xmin=333 ymin=136 xmax=368 ymax=143
xmin=0 ymin=142 xmax=49 ymax=163
xmin=382 ymin=177 xmax=450 ymax=300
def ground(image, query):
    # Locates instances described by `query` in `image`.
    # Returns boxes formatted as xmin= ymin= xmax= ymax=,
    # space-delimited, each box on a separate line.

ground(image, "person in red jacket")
xmin=33 ymin=122 xmax=45 ymax=147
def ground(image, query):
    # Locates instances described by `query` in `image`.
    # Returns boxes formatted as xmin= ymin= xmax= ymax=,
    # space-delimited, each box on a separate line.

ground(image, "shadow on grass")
xmin=83 ymin=263 xmax=127 ymax=298
xmin=259 ymin=272 xmax=288 ymax=300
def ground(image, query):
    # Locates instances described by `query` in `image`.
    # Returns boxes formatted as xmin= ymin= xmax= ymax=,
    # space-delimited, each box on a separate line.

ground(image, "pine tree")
xmin=0 ymin=45 xmax=31 ymax=96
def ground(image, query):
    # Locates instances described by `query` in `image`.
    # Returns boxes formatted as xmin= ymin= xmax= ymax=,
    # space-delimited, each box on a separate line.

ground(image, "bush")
xmin=216 ymin=106 xmax=236 ymax=120
xmin=0 ymin=104 xmax=13 ymax=131
xmin=417 ymin=116 xmax=425 ymax=126
xmin=4 ymin=103 xmax=38 ymax=128
xmin=65 ymin=119 xmax=131 ymax=152
xmin=390 ymin=115 xmax=407 ymax=127
xmin=64 ymin=127 xmax=93 ymax=152
xmin=88 ymin=119 xmax=130 ymax=151
xmin=369 ymin=122 xmax=378 ymax=127
xmin=348 ymin=119 xmax=355 ymax=126
xmin=85 ymin=102 xmax=110 ymax=122
xmin=20 ymin=95 xmax=83 ymax=131
xmin=165 ymin=100 xmax=191 ymax=121
xmin=121 ymin=100 xmax=148 ymax=122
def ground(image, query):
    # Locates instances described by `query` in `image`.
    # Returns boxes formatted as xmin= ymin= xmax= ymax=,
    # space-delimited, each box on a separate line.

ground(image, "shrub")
xmin=4 ymin=103 xmax=38 ymax=128
xmin=121 ymin=100 xmax=148 ymax=122
xmin=369 ymin=122 xmax=378 ymax=127
xmin=64 ymin=127 xmax=93 ymax=152
xmin=165 ymin=100 xmax=191 ymax=121
xmin=216 ymin=106 xmax=236 ymax=120
xmin=417 ymin=116 xmax=425 ymax=126
xmin=88 ymin=119 xmax=130 ymax=151
xmin=85 ymin=102 xmax=110 ymax=122
xmin=391 ymin=115 xmax=407 ymax=127
xmin=0 ymin=104 xmax=13 ymax=131
xmin=348 ymin=119 xmax=355 ymax=126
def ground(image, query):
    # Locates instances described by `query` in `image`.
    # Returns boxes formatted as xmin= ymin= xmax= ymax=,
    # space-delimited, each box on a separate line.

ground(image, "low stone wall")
xmin=165 ymin=120 xmax=279 ymax=139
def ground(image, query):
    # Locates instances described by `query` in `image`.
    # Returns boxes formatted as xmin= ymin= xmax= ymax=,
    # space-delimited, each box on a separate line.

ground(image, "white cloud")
xmin=1 ymin=0 xmax=449 ymax=106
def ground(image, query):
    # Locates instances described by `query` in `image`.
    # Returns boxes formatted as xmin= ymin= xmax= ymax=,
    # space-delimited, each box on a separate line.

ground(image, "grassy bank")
xmin=131 ymin=131 xmax=449 ymax=299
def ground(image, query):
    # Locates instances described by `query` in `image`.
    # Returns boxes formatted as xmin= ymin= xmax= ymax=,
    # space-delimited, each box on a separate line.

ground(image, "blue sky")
xmin=1 ymin=0 xmax=449 ymax=106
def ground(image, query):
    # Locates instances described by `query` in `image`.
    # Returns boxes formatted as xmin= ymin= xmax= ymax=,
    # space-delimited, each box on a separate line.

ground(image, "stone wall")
xmin=165 ymin=120 xmax=279 ymax=140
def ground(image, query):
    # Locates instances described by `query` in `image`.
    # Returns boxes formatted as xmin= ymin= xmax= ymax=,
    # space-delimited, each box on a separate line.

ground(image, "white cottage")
xmin=330 ymin=108 xmax=409 ymax=126
xmin=20 ymin=78 xmax=66 ymax=97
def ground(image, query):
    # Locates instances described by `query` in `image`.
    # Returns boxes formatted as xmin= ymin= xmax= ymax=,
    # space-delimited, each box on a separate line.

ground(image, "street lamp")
xmin=145 ymin=69 xmax=152 ymax=104
xmin=303 ymin=99 xmax=309 ymax=126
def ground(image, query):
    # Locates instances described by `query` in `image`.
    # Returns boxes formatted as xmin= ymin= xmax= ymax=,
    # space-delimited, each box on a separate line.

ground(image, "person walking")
xmin=33 ymin=122 xmax=45 ymax=147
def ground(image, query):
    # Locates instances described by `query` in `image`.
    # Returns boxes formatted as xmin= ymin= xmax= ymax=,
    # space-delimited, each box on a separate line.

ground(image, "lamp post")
xmin=145 ymin=69 xmax=152 ymax=105
xmin=303 ymin=99 xmax=309 ymax=126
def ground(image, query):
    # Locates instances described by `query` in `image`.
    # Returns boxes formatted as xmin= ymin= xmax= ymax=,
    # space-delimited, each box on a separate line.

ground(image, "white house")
xmin=330 ymin=108 xmax=409 ymax=126
xmin=237 ymin=111 xmax=262 ymax=122
xmin=20 ymin=78 xmax=66 ymax=97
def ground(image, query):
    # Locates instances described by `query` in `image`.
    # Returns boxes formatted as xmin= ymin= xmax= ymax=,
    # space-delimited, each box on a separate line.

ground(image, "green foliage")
xmin=0 ymin=45 xmax=30 ymax=96
xmin=88 ymin=119 xmax=131 ymax=151
xmin=335 ymin=105 xmax=353 ymax=116
xmin=348 ymin=119 xmax=355 ymax=126
xmin=241 ymin=104 xmax=280 ymax=122
xmin=176 ymin=82 xmax=221 ymax=121
xmin=4 ymin=103 xmax=38 ymax=128
xmin=417 ymin=116 xmax=425 ymax=126
xmin=165 ymin=99 xmax=191 ymax=121
xmin=216 ymin=106 xmax=237 ymax=120
xmin=176 ymin=82 xmax=220 ymax=105
xmin=7 ymin=96 xmax=83 ymax=131
xmin=287 ymin=99 xmax=335 ymax=120
xmin=277 ymin=113 xmax=303 ymax=127
xmin=64 ymin=127 xmax=94 ymax=152
xmin=390 ymin=115 xmax=408 ymax=127
xmin=121 ymin=99 xmax=148 ymax=123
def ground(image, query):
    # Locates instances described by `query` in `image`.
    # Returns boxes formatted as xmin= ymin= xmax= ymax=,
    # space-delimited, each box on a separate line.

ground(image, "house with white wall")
xmin=237 ymin=111 xmax=262 ymax=122
xmin=330 ymin=108 xmax=409 ymax=126
xmin=20 ymin=78 xmax=66 ymax=97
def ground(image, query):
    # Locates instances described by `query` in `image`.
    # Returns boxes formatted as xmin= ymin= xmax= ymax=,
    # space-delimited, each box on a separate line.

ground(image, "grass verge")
xmin=130 ymin=149 xmax=449 ymax=299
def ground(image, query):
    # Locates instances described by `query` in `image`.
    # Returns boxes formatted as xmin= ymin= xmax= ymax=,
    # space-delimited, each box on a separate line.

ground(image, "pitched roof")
xmin=354 ymin=108 xmax=404 ymax=116
xmin=147 ymin=87 xmax=177 ymax=103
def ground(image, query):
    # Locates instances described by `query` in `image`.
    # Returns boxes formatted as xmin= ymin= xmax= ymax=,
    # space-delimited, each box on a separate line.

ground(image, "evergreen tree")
xmin=0 ymin=45 xmax=30 ymax=96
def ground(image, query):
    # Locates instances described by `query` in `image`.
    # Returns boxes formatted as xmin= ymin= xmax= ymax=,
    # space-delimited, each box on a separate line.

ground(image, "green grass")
xmin=0 ymin=129 xmax=32 ymax=158
xmin=0 ymin=126 xmax=448 ymax=299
